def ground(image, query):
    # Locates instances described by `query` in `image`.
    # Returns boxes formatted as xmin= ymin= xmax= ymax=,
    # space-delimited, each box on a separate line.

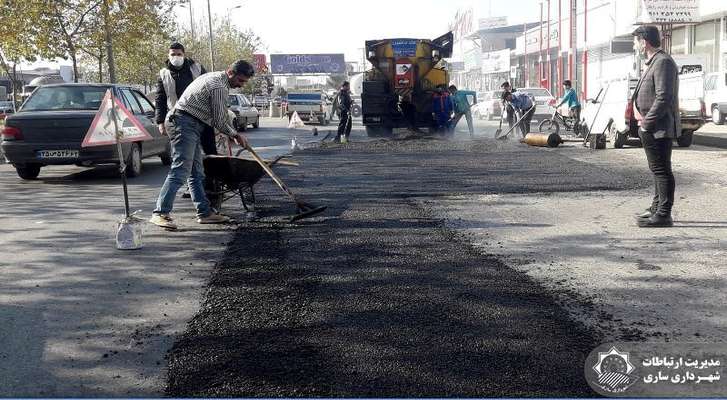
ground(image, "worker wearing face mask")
xmin=155 ymin=42 xmax=207 ymax=141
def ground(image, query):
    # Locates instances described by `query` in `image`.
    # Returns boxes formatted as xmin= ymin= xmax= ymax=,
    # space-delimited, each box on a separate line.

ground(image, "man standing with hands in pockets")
xmin=150 ymin=60 xmax=255 ymax=230
xmin=631 ymin=25 xmax=680 ymax=228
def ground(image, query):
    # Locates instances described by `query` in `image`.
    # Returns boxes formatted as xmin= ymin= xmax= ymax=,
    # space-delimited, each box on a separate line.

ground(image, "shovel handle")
xmin=244 ymin=143 xmax=300 ymax=203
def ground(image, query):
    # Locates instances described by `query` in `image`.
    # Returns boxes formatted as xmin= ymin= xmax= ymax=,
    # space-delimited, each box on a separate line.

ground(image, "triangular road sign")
xmin=82 ymin=89 xmax=153 ymax=147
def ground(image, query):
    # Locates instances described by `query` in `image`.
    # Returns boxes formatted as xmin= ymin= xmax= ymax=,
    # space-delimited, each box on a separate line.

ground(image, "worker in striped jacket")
xmin=150 ymin=60 xmax=254 ymax=230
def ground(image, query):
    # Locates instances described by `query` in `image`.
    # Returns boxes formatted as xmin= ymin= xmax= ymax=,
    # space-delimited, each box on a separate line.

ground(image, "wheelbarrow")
xmin=203 ymin=152 xmax=292 ymax=213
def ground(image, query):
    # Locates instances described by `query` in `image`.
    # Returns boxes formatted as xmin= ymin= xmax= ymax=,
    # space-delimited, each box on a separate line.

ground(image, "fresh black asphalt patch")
xmin=166 ymin=138 xmax=651 ymax=397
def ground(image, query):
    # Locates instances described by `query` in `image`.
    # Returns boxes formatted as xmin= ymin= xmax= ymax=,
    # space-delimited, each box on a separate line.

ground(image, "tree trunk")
xmin=70 ymin=50 xmax=79 ymax=83
xmin=98 ymin=48 xmax=104 ymax=83
xmin=103 ymin=0 xmax=116 ymax=83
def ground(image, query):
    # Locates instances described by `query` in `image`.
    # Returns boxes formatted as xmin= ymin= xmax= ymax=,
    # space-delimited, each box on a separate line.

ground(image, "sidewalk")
xmin=694 ymin=122 xmax=727 ymax=148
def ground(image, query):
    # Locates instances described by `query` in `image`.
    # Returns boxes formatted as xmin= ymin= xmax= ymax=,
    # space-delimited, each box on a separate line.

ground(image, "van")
xmin=703 ymin=72 xmax=727 ymax=124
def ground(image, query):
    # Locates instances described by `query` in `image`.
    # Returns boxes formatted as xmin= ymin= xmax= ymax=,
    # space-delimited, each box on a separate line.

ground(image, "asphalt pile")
xmin=165 ymin=138 xmax=650 ymax=397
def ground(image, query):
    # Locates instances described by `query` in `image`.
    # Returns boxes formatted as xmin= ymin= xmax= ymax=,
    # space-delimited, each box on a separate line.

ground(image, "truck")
xmin=361 ymin=32 xmax=453 ymax=136
xmin=286 ymin=91 xmax=332 ymax=125
xmin=583 ymin=72 xmax=698 ymax=149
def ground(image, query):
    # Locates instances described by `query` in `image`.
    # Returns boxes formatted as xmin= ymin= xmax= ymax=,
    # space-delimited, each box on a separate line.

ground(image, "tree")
xmin=0 ymin=0 xmax=56 ymax=101
xmin=45 ymin=0 xmax=103 ymax=82
xmin=74 ymin=0 xmax=175 ymax=86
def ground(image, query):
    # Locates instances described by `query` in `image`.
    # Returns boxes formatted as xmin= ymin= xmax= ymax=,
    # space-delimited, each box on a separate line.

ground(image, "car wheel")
xmin=160 ymin=140 xmax=172 ymax=166
xmin=239 ymin=117 xmax=247 ymax=132
xmin=126 ymin=143 xmax=142 ymax=178
xmin=252 ymin=117 xmax=259 ymax=129
xmin=713 ymin=107 xmax=724 ymax=125
xmin=677 ymin=130 xmax=693 ymax=147
xmin=16 ymin=164 xmax=41 ymax=180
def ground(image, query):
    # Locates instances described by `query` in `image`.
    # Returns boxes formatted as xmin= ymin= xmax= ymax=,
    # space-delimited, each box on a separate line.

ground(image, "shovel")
xmin=244 ymin=143 xmax=327 ymax=222
xmin=494 ymin=101 xmax=506 ymax=137
xmin=495 ymin=104 xmax=536 ymax=140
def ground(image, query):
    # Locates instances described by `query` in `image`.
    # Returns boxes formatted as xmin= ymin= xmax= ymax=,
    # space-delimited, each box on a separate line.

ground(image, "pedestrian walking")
xmin=502 ymin=91 xmax=534 ymax=137
xmin=335 ymin=81 xmax=353 ymax=143
xmin=150 ymin=60 xmax=255 ymax=230
xmin=631 ymin=25 xmax=680 ymax=228
xmin=449 ymin=85 xmax=477 ymax=137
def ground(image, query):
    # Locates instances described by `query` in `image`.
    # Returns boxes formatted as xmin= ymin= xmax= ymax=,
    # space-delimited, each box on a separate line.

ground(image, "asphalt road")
xmin=0 ymin=117 xmax=301 ymax=396
xmin=165 ymin=119 xmax=652 ymax=397
xmin=4 ymin=114 xmax=725 ymax=396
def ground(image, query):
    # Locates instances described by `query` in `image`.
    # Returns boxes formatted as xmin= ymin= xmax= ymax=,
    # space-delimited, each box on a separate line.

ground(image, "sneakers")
xmin=149 ymin=213 xmax=178 ymax=230
xmin=197 ymin=212 xmax=231 ymax=224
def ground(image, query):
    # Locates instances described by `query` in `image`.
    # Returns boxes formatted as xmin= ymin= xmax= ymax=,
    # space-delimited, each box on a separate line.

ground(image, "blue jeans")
xmin=154 ymin=112 xmax=211 ymax=217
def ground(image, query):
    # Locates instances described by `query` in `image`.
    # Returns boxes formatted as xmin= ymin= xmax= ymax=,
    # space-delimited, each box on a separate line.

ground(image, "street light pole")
xmin=178 ymin=1 xmax=194 ymax=37
xmin=188 ymin=0 xmax=195 ymax=38
xmin=207 ymin=0 xmax=214 ymax=70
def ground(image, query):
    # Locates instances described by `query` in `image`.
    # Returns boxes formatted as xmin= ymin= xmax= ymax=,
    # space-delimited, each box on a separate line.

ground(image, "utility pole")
xmin=188 ymin=0 xmax=195 ymax=38
xmin=206 ymin=0 xmax=214 ymax=70
xmin=103 ymin=0 xmax=116 ymax=83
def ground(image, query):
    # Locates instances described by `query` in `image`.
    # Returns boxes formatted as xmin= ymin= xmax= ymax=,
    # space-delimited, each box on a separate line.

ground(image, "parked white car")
xmin=703 ymin=71 xmax=727 ymax=124
xmin=228 ymin=94 xmax=260 ymax=131
xmin=518 ymin=87 xmax=556 ymax=122
xmin=472 ymin=90 xmax=503 ymax=120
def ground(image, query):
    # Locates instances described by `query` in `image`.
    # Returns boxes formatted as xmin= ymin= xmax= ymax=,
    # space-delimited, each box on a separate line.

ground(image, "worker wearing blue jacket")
xmin=502 ymin=91 xmax=535 ymax=136
xmin=432 ymin=86 xmax=454 ymax=133
xmin=556 ymin=80 xmax=581 ymax=123
xmin=449 ymin=85 xmax=477 ymax=137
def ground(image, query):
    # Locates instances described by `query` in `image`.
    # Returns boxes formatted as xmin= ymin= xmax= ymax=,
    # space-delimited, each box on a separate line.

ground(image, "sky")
xmin=184 ymin=0 xmax=544 ymax=64
xmin=22 ymin=0 xmax=545 ymax=70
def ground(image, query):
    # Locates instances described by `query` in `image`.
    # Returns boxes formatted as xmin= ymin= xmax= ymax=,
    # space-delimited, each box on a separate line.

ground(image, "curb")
xmin=694 ymin=131 xmax=727 ymax=149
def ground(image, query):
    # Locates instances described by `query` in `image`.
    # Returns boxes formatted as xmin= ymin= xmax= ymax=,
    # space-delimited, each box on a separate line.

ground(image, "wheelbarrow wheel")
xmin=207 ymin=180 xmax=224 ymax=212
xmin=239 ymin=185 xmax=256 ymax=212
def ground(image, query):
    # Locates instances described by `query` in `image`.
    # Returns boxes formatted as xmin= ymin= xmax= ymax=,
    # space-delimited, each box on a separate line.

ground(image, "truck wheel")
xmin=16 ymin=164 xmax=41 ymax=180
xmin=352 ymin=105 xmax=362 ymax=118
xmin=713 ymin=107 xmax=724 ymax=125
xmin=366 ymin=126 xmax=393 ymax=137
xmin=126 ymin=143 xmax=143 ymax=177
xmin=677 ymin=130 xmax=693 ymax=147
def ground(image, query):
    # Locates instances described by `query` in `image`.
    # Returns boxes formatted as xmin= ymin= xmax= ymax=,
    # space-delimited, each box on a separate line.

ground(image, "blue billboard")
xmin=270 ymin=54 xmax=346 ymax=74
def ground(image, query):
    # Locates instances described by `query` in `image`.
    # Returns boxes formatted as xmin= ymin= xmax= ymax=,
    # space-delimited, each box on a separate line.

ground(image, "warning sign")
xmin=82 ymin=90 xmax=153 ymax=147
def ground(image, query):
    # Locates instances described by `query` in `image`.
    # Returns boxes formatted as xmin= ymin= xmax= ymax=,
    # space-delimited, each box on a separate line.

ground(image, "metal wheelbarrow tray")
xmin=203 ymin=154 xmax=288 ymax=212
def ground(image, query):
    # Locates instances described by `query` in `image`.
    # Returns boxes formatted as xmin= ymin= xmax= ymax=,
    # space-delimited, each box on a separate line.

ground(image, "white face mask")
xmin=169 ymin=55 xmax=184 ymax=67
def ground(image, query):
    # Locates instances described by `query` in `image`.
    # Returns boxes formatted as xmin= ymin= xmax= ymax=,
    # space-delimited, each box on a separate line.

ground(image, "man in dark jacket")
xmin=335 ymin=81 xmax=353 ymax=143
xmin=501 ymin=81 xmax=516 ymax=128
xmin=155 ymin=42 xmax=215 ymax=154
xmin=632 ymin=25 xmax=680 ymax=228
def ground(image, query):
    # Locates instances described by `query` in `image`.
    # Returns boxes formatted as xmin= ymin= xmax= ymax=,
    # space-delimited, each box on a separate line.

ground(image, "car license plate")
xmin=37 ymin=149 xmax=79 ymax=159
